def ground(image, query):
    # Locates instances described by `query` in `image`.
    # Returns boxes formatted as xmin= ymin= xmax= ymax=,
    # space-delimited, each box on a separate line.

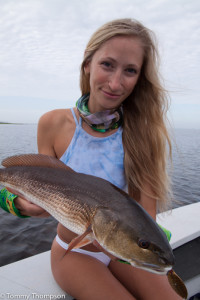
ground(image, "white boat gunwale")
xmin=0 ymin=202 xmax=199 ymax=300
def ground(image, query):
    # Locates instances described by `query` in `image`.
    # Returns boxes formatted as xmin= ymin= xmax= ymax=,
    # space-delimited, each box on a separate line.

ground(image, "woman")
xmin=1 ymin=19 xmax=181 ymax=299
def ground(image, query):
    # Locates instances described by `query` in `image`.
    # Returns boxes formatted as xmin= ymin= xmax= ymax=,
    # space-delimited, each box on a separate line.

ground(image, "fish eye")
xmin=138 ymin=239 xmax=150 ymax=249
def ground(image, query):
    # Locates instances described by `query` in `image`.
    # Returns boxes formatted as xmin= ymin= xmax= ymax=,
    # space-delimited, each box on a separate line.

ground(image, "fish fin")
xmin=73 ymin=237 xmax=92 ymax=249
xmin=2 ymin=154 xmax=74 ymax=172
xmin=67 ymin=225 xmax=93 ymax=253
xmin=6 ymin=187 xmax=20 ymax=196
xmin=6 ymin=187 xmax=16 ymax=194
xmin=167 ymin=269 xmax=188 ymax=299
xmin=5 ymin=187 xmax=29 ymax=201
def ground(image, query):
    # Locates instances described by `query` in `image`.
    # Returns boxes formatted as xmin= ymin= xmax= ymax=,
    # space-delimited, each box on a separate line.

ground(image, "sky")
xmin=0 ymin=0 xmax=199 ymax=128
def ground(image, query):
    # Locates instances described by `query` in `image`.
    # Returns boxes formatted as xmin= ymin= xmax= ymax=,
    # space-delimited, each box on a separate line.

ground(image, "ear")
xmin=84 ymin=60 xmax=91 ymax=75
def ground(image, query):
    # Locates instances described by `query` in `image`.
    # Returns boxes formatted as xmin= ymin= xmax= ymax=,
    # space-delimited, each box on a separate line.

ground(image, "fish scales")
xmin=0 ymin=155 xmax=174 ymax=267
xmin=0 ymin=165 xmax=96 ymax=234
xmin=1 ymin=164 xmax=162 ymax=235
xmin=0 ymin=154 xmax=188 ymax=298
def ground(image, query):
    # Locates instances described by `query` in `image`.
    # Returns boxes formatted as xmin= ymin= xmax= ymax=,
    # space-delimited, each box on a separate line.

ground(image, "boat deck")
xmin=0 ymin=202 xmax=199 ymax=300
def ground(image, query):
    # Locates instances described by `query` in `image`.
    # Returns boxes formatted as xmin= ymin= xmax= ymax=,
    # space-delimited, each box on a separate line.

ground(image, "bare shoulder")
xmin=38 ymin=109 xmax=73 ymax=129
xmin=37 ymin=108 xmax=76 ymax=157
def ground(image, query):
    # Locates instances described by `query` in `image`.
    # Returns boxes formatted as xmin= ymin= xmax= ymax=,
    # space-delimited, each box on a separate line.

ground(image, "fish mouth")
xmin=130 ymin=259 xmax=172 ymax=275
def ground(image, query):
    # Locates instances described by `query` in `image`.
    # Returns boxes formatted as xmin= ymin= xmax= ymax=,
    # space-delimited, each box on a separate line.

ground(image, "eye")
xmin=101 ymin=61 xmax=112 ymax=68
xmin=138 ymin=239 xmax=150 ymax=249
xmin=126 ymin=67 xmax=137 ymax=74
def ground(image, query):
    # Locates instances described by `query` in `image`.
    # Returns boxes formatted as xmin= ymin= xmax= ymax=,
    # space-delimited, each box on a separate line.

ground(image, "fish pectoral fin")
xmin=73 ymin=237 xmax=92 ymax=249
xmin=66 ymin=224 xmax=93 ymax=253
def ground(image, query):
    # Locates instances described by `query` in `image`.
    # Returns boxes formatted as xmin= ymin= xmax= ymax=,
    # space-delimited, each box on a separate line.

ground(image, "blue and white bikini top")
xmin=60 ymin=108 xmax=127 ymax=191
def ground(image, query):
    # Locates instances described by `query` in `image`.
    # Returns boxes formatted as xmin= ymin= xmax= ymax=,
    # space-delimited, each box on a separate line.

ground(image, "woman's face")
xmin=85 ymin=35 xmax=144 ymax=112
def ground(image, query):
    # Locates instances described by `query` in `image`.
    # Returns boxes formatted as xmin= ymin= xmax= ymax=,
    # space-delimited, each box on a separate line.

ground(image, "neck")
xmin=87 ymin=98 xmax=114 ymax=114
xmin=76 ymin=94 xmax=123 ymax=133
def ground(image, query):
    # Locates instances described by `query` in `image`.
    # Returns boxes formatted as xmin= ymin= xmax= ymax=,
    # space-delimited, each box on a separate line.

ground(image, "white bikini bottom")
xmin=55 ymin=235 xmax=111 ymax=266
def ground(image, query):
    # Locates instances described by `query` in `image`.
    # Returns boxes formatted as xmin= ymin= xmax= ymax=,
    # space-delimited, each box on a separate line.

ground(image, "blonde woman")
xmin=7 ymin=19 xmax=180 ymax=299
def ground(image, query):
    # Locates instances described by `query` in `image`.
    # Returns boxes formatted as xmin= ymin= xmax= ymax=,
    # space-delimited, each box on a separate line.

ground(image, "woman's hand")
xmin=14 ymin=196 xmax=50 ymax=218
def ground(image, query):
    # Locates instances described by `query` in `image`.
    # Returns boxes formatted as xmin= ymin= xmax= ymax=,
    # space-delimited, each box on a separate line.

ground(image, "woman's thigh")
xmin=109 ymin=260 xmax=182 ymax=300
xmin=51 ymin=238 xmax=136 ymax=300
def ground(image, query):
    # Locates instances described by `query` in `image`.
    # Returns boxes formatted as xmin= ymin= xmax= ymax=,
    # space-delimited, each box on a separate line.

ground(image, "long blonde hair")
xmin=80 ymin=19 xmax=172 ymax=211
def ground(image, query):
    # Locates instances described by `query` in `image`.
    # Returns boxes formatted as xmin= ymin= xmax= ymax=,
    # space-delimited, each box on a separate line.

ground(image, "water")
xmin=0 ymin=124 xmax=58 ymax=267
xmin=171 ymin=129 xmax=200 ymax=207
xmin=0 ymin=124 xmax=199 ymax=267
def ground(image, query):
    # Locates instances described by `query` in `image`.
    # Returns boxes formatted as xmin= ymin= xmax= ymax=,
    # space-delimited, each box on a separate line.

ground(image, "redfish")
xmin=0 ymin=154 xmax=188 ymax=298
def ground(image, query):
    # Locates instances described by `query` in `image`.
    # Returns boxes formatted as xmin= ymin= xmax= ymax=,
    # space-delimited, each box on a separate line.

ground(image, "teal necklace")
xmin=76 ymin=94 xmax=123 ymax=133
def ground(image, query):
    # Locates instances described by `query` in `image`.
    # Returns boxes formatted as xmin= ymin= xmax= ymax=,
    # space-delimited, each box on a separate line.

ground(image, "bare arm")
xmin=139 ymin=186 xmax=157 ymax=220
xmin=37 ymin=111 xmax=58 ymax=157
xmin=129 ymin=183 xmax=157 ymax=220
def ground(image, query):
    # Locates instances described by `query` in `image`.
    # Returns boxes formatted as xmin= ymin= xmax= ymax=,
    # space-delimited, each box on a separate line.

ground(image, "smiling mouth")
xmin=102 ymin=90 xmax=121 ymax=98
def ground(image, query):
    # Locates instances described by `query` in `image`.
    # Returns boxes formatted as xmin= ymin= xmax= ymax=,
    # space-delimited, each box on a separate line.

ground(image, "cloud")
xmin=0 ymin=0 xmax=87 ymax=100
xmin=0 ymin=0 xmax=199 ymax=127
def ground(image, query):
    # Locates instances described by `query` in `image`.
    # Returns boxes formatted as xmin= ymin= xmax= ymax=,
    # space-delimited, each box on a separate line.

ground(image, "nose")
xmin=108 ymin=70 xmax=122 ymax=92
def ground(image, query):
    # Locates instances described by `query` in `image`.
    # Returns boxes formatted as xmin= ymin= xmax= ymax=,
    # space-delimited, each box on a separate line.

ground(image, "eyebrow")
xmin=101 ymin=56 xmax=140 ymax=69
